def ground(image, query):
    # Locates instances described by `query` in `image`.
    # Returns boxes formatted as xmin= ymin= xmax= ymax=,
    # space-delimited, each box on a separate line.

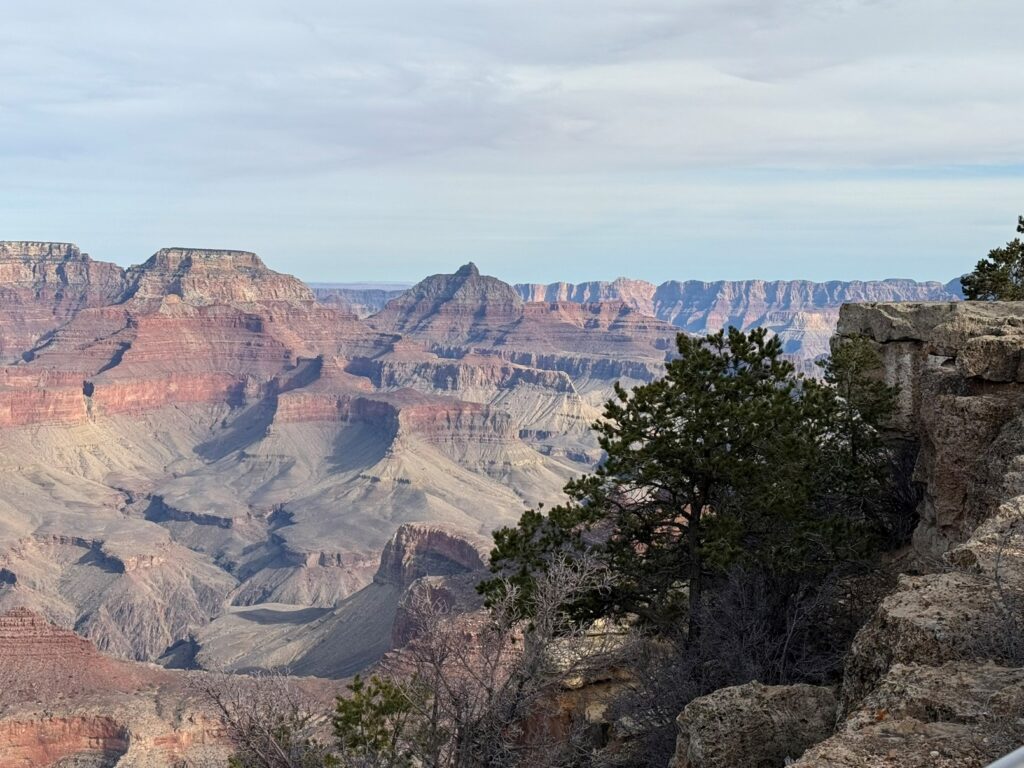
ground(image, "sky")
xmin=1 ymin=0 xmax=1022 ymax=285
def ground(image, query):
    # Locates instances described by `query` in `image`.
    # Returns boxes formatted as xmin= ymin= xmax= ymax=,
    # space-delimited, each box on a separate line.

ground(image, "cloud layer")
xmin=1 ymin=0 xmax=1022 ymax=282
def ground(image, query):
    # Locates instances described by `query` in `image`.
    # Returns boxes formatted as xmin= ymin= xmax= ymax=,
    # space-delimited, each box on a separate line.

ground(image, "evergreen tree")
xmin=480 ymin=327 xmax=898 ymax=640
xmin=333 ymin=675 xmax=421 ymax=768
xmin=962 ymin=215 xmax=1024 ymax=300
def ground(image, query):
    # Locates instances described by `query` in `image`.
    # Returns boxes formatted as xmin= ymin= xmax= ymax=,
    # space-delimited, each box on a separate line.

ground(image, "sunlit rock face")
xmin=516 ymin=277 xmax=962 ymax=371
xmin=669 ymin=682 xmax=837 ymax=768
xmin=0 ymin=242 xmax=127 ymax=363
xmin=0 ymin=607 xmax=343 ymax=767
xmin=788 ymin=300 xmax=1024 ymax=768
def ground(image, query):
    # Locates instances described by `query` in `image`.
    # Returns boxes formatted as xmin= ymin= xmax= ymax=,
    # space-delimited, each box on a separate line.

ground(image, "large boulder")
xmin=668 ymin=682 xmax=837 ymax=768
xmin=792 ymin=662 xmax=1024 ymax=767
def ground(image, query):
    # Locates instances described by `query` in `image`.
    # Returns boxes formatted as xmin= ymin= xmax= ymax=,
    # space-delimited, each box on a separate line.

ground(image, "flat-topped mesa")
xmin=0 ymin=240 xmax=83 ymax=262
xmin=517 ymin=277 xmax=657 ymax=311
xmin=0 ymin=242 xmax=125 ymax=289
xmin=123 ymin=247 xmax=316 ymax=306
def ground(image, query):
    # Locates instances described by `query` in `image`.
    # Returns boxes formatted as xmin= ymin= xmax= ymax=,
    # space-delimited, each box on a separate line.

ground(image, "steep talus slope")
xmin=516 ymin=278 xmax=962 ymax=369
xmin=0 ymin=249 xmax=670 ymax=675
xmin=194 ymin=522 xmax=489 ymax=678
xmin=787 ymin=301 xmax=1024 ymax=767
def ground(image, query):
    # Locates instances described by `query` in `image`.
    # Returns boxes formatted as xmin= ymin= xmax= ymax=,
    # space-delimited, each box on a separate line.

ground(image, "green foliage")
xmin=962 ymin=215 xmax=1024 ymax=300
xmin=332 ymin=675 xmax=421 ymax=768
xmin=480 ymin=327 xmax=899 ymax=639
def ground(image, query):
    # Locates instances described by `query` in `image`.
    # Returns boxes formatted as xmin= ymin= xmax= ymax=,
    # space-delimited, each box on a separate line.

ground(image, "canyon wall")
xmin=517 ymin=278 xmax=963 ymax=369
xmin=785 ymin=301 xmax=1024 ymax=767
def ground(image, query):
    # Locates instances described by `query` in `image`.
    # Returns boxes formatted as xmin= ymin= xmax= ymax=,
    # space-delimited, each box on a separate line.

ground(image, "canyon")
xmin=0 ymin=240 xmax=980 ymax=766
xmin=0 ymin=242 xmax=678 ymax=674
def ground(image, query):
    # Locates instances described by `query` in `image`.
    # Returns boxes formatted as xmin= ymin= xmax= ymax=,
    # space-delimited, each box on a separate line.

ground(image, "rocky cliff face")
xmin=0 ymin=242 xmax=127 ymax=363
xmin=371 ymin=262 xmax=526 ymax=341
xmin=124 ymin=247 xmax=316 ymax=306
xmin=669 ymin=682 xmax=838 ymax=768
xmin=375 ymin=522 xmax=489 ymax=589
xmin=786 ymin=301 xmax=1024 ymax=767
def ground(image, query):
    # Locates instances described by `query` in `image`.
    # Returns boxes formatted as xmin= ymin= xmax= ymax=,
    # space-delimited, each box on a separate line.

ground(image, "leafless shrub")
xmin=379 ymin=554 xmax=626 ymax=768
xmin=963 ymin=520 xmax=1024 ymax=667
xmin=188 ymin=671 xmax=334 ymax=768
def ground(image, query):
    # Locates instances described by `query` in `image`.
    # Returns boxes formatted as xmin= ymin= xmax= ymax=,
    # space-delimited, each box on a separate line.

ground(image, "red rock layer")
xmin=123 ymin=247 xmax=315 ymax=305
xmin=0 ymin=608 xmax=163 ymax=702
xmin=0 ymin=716 xmax=130 ymax=767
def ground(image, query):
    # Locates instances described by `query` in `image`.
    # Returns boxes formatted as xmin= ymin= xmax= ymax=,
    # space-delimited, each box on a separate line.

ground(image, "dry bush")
xmin=381 ymin=555 xmax=628 ymax=768
xmin=188 ymin=672 xmax=334 ymax=768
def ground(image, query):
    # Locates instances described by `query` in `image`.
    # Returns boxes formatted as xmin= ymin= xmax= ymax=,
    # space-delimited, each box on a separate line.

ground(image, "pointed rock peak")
xmin=370 ymin=263 xmax=524 ymax=333
xmin=455 ymin=262 xmax=480 ymax=278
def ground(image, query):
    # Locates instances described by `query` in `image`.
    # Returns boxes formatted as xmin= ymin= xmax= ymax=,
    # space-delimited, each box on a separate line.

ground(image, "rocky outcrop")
xmin=0 ymin=716 xmax=131 ymax=767
xmin=669 ymin=682 xmax=837 ymax=768
xmin=793 ymin=662 xmax=1024 ymax=767
xmin=790 ymin=300 xmax=1024 ymax=767
xmin=123 ymin=248 xmax=315 ymax=306
xmin=371 ymin=263 xmax=526 ymax=341
xmin=375 ymin=522 xmax=489 ymax=589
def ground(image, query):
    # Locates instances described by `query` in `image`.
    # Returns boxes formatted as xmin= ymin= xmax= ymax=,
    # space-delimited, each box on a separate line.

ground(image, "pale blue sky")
xmin=2 ymin=0 xmax=1022 ymax=284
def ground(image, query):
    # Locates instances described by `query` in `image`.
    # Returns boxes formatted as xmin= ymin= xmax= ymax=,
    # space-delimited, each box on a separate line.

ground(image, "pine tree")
xmin=480 ymin=327 xmax=899 ymax=641
xmin=962 ymin=215 xmax=1024 ymax=300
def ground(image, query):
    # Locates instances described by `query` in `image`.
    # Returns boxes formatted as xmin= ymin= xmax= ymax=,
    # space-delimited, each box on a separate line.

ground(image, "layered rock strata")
xmin=0 ymin=242 xmax=126 ymax=363
xmin=789 ymin=301 xmax=1024 ymax=767
xmin=0 ymin=608 xmax=236 ymax=767
xmin=516 ymin=278 xmax=962 ymax=369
